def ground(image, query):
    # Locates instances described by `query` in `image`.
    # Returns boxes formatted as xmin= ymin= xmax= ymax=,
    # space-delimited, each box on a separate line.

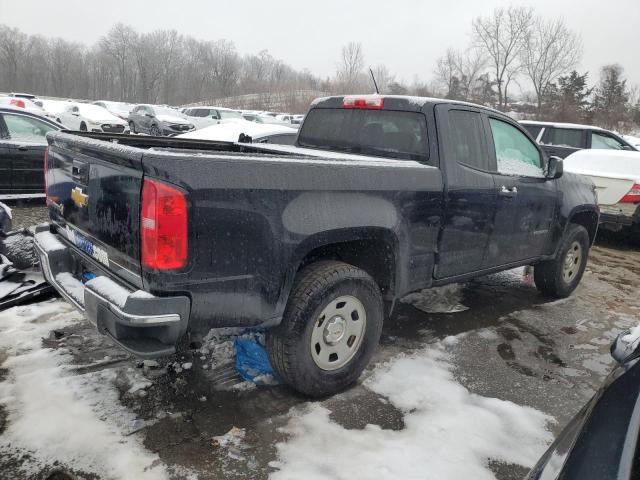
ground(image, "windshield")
xmin=297 ymin=108 xmax=429 ymax=161
xmin=153 ymin=106 xmax=184 ymax=117
xmin=219 ymin=110 xmax=243 ymax=119
xmin=104 ymin=101 xmax=131 ymax=113
xmin=78 ymin=104 xmax=113 ymax=117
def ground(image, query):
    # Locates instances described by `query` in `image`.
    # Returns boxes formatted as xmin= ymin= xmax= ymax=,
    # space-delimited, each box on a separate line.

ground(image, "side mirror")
xmin=612 ymin=328 xmax=640 ymax=365
xmin=546 ymin=156 xmax=563 ymax=179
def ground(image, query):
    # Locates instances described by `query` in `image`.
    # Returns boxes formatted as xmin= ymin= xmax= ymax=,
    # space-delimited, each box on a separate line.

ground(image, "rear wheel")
xmin=266 ymin=261 xmax=383 ymax=397
xmin=534 ymin=223 xmax=590 ymax=298
xmin=79 ymin=122 xmax=87 ymax=132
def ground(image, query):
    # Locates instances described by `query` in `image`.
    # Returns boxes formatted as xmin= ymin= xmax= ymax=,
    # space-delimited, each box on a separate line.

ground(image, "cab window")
xmin=489 ymin=118 xmax=544 ymax=178
xmin=591 ymin=132 xmax=627 ymax=150
xmin=443 ymin=110 xmax=488 ymax=170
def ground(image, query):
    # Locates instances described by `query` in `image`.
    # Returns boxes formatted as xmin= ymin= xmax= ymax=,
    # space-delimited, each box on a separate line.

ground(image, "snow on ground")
xmin=270 ymin=341 xmax=553 ymax=480
xmin=0 ymin=299 xmax=169 ymax=479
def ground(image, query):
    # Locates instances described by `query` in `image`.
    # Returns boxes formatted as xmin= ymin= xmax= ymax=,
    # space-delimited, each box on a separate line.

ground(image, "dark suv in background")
xmin=520 ymin=120 xmax=638 ymax=159
xmin=128 ymin=105 xmax=195 ymax=136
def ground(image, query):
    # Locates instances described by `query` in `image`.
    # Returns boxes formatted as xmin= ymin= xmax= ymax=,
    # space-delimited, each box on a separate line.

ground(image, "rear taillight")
xmin=343 ymin=96 xmax=384 ymax=109
xmin=43 ymin=147 xmax=49 ymax=201
xmin=9 ymin=99 xmax=25 ymax=108
xmin=141 ymin=178 xmax=188 ymax=270
xmin=621 ymin=183 xmax=640 ymax=203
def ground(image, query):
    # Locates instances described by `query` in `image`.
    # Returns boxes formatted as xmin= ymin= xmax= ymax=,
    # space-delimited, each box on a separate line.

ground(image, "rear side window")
xmin=591 ymin=132 xmax=626 ymax=150
xmin=298 ymin=108 xmax=428 ymax=161
xmin=443 ymin=110 xmax=488 ymax=170
xmin=523 ymin=124 xmax=543 ymax=140
xmin=489 ymin=118 xmax=544 ymax=178
xmin=545 ymin=128 xmax=583 ymax=148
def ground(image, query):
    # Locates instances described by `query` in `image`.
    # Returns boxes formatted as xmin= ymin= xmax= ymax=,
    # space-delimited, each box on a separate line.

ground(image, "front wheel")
xmin=149 ymin=124 xmax=161 ymax=136
xmin=266 ymin=261 xmax=383 ymax=397
xmin=534 ymin=223 xmax=590 ymax=298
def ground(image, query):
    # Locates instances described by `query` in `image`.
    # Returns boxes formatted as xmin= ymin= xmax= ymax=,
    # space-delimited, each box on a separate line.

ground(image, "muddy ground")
xmin=1 ymin=201 xmax=639 ymax=480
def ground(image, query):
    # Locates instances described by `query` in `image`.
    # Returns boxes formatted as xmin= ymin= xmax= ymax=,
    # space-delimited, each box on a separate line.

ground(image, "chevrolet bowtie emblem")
xmin=71 ymin=186 xmax=88 ymax=207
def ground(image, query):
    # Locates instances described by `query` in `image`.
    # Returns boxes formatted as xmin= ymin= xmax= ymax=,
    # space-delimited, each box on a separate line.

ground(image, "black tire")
xmin=129 ymin=121 xmax=136 ymax=134
xmin=79 ymin=122 xmax=87 ymax=132
xmin=150 ymin=124 xmax=161 ymax=136
xmin=266 ymin=260 xmax=383 ymax=397
xmin=534 ymin=223 xmax=590 ymax=298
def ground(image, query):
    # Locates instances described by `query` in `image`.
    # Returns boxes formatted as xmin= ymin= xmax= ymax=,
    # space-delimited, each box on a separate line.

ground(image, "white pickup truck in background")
xmin=564 ymin=149 xmax=640 ymax=233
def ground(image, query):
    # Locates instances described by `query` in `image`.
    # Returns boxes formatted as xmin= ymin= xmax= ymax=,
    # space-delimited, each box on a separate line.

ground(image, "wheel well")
xmin=298 ymin=239 xmax=396 ymax=300
xmin=570 ymin=210 xmax=599 ymax=244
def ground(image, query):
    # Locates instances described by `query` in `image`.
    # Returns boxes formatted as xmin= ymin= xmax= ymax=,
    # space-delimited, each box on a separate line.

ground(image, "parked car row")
xmin=519 ymin=120 xmax=640 ymax=235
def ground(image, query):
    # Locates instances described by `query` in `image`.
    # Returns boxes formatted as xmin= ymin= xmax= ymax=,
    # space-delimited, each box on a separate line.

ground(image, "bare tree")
xmin=337 ymin=42 xmax=364 ymax=93
xmin=472 ymin=6 xmax=534 ymax=109
xmin=458 ymin=48 xmax=487 ymax=101
xmin=522 ymin=17 xmax=582 ymax=112
xmin=100 ymin=23 xmax=136 ymax=100
xmin=0 ymin=25 xmax=30 ymax=90
xmin=371 ymin=64 xmax=395 ymax=93
xmin=435 ymin=48 xmax=461 ymax=99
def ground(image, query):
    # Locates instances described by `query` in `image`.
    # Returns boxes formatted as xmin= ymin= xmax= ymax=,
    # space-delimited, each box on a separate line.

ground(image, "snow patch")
xmin=85 ymin=276 xmax=130 ymax=308
xmin=271 ymin=346 xmax=553 ymax=480
xmin=497 ymin=156 xmax=545 ymax=178
xmin=34 ymin=231 xmax=66 ymax=252
xmin=0 ymin=300 xmax=168 ymax=479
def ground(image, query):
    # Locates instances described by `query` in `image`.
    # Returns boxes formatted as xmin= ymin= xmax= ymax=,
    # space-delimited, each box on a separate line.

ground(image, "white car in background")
xmin=182 ymin=106 xmax=245 ymax=130
xmin=0 ymin=96 xmax=54 ymax=119
xmin=176 ymin=121 xmax=297 ymax=145
xmin=622 ymin=134 xmax=640 ymax=149
xmin=92 ymin=100 xmax=134 ymax=121
xmin=564 ymin=149 xmax=640 ymax=233
xmin=40 ymin=99 xmax=73 ymax=123
xmin=57 ymin=103 xmax=129 ymax=133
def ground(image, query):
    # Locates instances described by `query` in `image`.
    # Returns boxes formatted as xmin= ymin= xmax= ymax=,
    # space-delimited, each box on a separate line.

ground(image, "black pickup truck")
xmin=35 ymin=95 xmax=599 ymax=396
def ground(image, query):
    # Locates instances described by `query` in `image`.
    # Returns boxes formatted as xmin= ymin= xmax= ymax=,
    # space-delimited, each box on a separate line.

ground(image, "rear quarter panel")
xmin=140 ymin=150 xmax=443 ymax=329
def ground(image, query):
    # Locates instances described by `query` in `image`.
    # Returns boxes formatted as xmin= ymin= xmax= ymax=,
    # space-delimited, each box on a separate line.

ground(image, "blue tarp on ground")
xmin=234 ymin=337 xmax=277 ymax=385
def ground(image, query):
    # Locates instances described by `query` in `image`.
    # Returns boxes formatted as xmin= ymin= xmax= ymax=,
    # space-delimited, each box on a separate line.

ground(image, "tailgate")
xmin=46 ymin=132 xmax=144 ymax=287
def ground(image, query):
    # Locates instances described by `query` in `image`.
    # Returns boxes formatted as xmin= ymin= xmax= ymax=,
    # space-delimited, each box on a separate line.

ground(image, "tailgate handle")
xmin=72 ymin=166 xmax=81 ymax=176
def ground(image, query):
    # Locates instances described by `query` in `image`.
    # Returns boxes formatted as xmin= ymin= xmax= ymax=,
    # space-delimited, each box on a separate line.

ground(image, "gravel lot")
xmin=1 ymin=203 xmax=639 ymax=480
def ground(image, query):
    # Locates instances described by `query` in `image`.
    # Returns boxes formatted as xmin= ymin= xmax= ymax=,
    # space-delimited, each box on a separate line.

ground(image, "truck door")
xmin=434 ymin=106 xmax=497 ymax=279
xmin=484 ymin=116 xmax=556 ymax=266
xmin=540 ymin=126 xmax=585 ymax=159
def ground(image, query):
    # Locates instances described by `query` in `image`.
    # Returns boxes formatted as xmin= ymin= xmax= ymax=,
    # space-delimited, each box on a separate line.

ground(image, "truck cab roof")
xmin=310 ymin=94 xmax=502 ymax=115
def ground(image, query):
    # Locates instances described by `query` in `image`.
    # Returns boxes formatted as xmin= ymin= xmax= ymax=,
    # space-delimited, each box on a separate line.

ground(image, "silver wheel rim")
xmin=562 ymin=241 xmax=582 ymax=284
xmin=310 ymin=295 xmax=367 ymax=371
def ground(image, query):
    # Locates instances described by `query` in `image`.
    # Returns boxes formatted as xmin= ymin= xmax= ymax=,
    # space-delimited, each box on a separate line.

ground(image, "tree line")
xmin=0 ymin=23 xmax=326 ymax=111
xmin=0 ymin=10 xmax=639 ymax=131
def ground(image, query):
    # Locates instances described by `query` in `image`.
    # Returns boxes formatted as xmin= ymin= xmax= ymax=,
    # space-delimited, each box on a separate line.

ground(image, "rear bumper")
xmin=599 ymin=203 xmax=639 ymax=230
xmin=33 ymin=226 xmax=190 ymax=358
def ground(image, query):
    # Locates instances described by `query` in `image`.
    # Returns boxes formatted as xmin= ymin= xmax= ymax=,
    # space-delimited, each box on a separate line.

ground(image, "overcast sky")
xmin=1 ymin=0 xmax=639 ymax=92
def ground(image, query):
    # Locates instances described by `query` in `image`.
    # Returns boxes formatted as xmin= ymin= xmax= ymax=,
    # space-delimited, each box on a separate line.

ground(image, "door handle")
xmin=499 ymin=185 xmax=518 ymax=197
